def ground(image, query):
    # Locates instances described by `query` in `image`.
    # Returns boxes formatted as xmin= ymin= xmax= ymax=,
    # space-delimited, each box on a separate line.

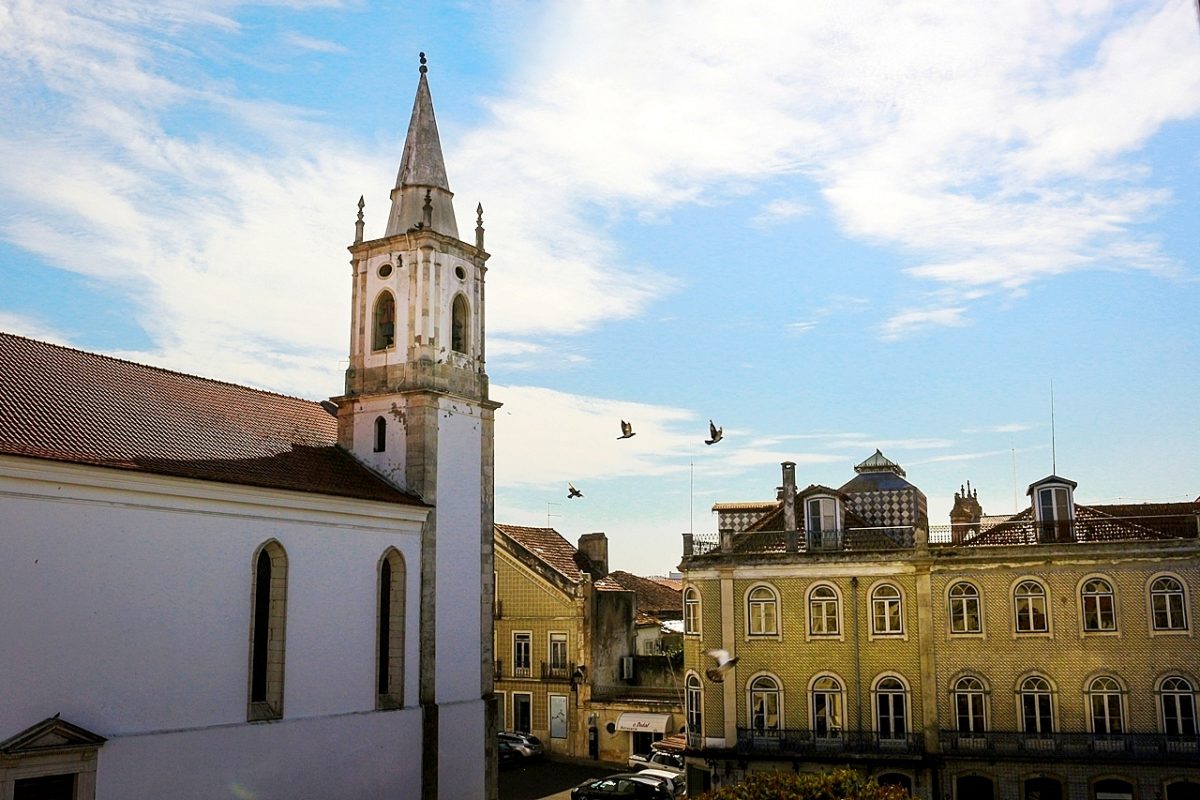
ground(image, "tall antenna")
xmin=1011 ymin=444 xmax=1018 ymax=513
xmin=546 ymin=502 xmax=560 ymax=528
xmin=689 ymin=462 xmax=694 ymax=535
xmin=1050 ymin=379 xmax=1057 ymax=475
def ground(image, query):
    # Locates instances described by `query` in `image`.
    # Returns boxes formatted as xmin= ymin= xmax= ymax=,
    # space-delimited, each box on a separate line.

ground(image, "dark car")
xmin=571 ymin=774 xmax=672 ymax=799
xmin=499 ymin=731 xmax=544 ymax=759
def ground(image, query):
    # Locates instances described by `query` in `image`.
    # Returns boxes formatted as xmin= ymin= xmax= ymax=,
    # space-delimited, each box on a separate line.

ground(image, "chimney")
xmin=782 ymin=461 xmax=797 ymax=533
xmin=578 ymin=532 xmax=609 ymax=578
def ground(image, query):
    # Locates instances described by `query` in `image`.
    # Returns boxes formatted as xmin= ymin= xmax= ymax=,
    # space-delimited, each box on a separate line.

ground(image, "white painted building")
xmin=0 ymin=58 xmax=496 ymax=800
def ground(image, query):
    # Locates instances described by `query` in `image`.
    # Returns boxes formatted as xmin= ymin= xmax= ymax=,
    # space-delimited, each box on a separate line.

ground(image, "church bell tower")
xmin=333 ymin=53 xmax=497 ymax=800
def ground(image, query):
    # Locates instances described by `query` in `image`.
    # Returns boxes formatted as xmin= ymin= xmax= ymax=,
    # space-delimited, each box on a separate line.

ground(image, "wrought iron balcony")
xmin=930 ymin=513 xmax=1198 ymax=546
xmin=735 ymin=728 xmax=924 ymax=757
xmin=940 ymin=730 xmax=1200 ymax=761
xmin=540 ymin=661 xmax=574 ymax=681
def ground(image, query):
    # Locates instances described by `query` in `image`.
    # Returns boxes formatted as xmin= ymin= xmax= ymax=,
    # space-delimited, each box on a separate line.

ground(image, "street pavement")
xmin=498 ymin=756 xmax=624 ymax=800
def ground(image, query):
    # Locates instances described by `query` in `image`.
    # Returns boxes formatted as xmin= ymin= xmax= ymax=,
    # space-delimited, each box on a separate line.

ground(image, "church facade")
xmin=0 ymin=59 xmax=496 ymax=800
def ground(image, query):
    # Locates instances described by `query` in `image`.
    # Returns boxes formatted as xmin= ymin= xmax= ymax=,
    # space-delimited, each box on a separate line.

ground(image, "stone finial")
xmin=354 ymin=195 xmax=365 ymax=244
xmin=422 ymin=189 xmax=433 ymax=228
xmin=475 ymin=202 xmax=485 ymax=250
xmin=419 ymin=52 xmax=427 ymax=75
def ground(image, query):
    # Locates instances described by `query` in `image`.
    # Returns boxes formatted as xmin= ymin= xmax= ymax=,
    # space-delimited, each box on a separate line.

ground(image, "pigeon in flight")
xmin=568 ymin=483 xmax=583 ymax=499
xmin=705 ymin=649 xmax=738 ymax=683
xmin=705 ymin=420 xmax=723 ymax=445
xmin=617 ymin=420 xmax=636 ymax=439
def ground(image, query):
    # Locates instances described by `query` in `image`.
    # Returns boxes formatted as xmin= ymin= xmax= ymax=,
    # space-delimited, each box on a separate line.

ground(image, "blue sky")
xmin=2 ymin=1 xmax=1198 ymax=576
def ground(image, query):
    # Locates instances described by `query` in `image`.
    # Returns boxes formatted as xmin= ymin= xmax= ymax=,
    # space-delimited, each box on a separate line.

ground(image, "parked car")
xmin=497 ymin=739 xmax=520 ymax=767
xmin=637 ymin=768 xmax=686 ymax=798
xmin=571 ymin=774 xmax=672 ymax=799
xmin=627 ymin=749 xmax=685 ymax=774
xmin=499 ymin=731 xmax=544 ymax=759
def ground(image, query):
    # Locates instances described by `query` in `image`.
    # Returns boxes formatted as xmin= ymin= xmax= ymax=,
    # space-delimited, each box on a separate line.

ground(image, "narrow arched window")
xmin=377 ymin=549 xmax=406 ymax=709
xmin=451 ymin=294 xmax=469 ymax=353
xmin=1159 ymin=676 xmax=1197 ymax=736
xmin=683 ymin=587 xmax=701 ymax=635
xmin=1088 ymin=676 xmax=1124 ymax=734
xmin=1014 ymin=580 xmax=1048 ymax=632
xmin=872 ymin=584 xmax=903 ymax=635
xmin=811 ymin=675 xmax=844 ymax=738
xmin=1020 ymin=675 xmax=1054 ymax=734
xmin=749 ymin=675 xmax=781 ymax=733
xmin=373 ymin=416 xmax=387 ymax=453
xmin=949 ymin=582 xmax=981 ymax=634
xmin=809 ymin=584 xmax=840 ymax=636
xmin=1151 ymin=576 xmax=1188 ymax=631
xmin=954 ymin=676 xmax=987 ymax=733
xmin=747 ymin=585 xmax=778 ymax=636
xmin=372 ymin=292 xmax=396 ymax=351
xmin=874 ymin=676 xmax=908 ymax=740
xmin=685 ymin=673 xmax=703 ymax=744
xmin=249 ymin=541 xmax=287 ymax=720
xmin=1082 ymin=578 xmax=1117 ymax=631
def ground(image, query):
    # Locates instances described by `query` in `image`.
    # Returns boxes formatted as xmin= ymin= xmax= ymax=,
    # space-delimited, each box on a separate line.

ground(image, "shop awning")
xmin=616 ymin=713 xmax=673 ymax=733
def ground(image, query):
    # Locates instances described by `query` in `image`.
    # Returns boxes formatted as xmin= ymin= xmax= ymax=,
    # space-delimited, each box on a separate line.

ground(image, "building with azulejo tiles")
xmin=678 ymin=451 xmax=1200 ymax=800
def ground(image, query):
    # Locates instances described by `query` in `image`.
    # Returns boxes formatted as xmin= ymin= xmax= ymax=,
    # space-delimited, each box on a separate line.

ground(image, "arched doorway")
xmin=957 ymin=775 xmax=996 ymax=800
xmin=1026 ymin=777 xmax=1064 ymax=800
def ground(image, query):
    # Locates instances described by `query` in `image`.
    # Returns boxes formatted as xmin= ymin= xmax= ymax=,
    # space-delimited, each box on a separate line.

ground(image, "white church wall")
xmin=433 ymin=401 xmax=484 ymax=705
xmin=0 ymin=457 xmax=426 ymax=769
xmin=95 ymin=705 xmax=422 ymax=800
xmin=348 ymin=394 xmax=409 ymax=490
xmin=436 ymin=698 xmax=486 ymax=800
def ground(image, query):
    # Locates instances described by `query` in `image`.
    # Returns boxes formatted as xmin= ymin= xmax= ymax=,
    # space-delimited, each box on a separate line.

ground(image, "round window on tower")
xmin=454 ymin=265 xmax=466 ymax=281
xmin=378 ymin=263 xmax=393 ymax=278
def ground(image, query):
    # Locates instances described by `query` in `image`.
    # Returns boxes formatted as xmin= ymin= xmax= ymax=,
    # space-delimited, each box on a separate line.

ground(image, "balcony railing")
xmin=930 ymin=514 xmax=1198 ymax=546
xmin=735 ymin=728 xmax=924 ymax=757
xmin=591 ymin=684 xmax=682 ymax=702
xmin=940 ymin=730 xmax=1200 ymax=761
xmin=541 ymin=661 xmax=574 ymax=681
xmin=512 ymin=663 xmax=532 ymax=678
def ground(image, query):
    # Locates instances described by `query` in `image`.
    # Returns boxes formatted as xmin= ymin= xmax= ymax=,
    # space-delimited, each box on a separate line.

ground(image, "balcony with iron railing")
xmin=929 ymin=513 xmax=1198 ymax=546
xmin=512 ymin=662 xmax=532 ymax=679
xmin=734 ymin=728 xmax=925 ymax=758
xmin=686 ymin=526 xmax=915 ymax=558
xmin=940 ymin=729 xmax=1200 ymax=761
xmin=540 ymin=661 xmax=575 ymax=681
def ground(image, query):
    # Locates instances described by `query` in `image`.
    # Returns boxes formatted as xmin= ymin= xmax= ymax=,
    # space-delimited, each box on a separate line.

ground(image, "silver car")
xmin=499 ymin=731 xmax=544 ymax=759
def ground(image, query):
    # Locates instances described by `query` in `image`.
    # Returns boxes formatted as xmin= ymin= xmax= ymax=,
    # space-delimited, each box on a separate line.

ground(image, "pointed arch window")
xmin=249 ymin=541 xmax=287 ymax=721
xmin=372 ymin=292 xmax=396 ymax=351
xmin=377 ymin=549 xmax=406 ymax=709
xmin=451 ymin=294 xmax=469 ymax=354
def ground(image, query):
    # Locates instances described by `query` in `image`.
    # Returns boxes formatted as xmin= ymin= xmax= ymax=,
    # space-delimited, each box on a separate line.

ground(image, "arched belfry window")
xmin=373 ymin=416 xmax=387 ymax=453
xmin=377 ymin=549 xmax=406 ymax=709
xmin=372 ymin=292 xmax=396 ymax=351
xmin=249 ymin=540 xmax=287 ymax=721
xmin=451 ymin=294 xmax=469 ymax=354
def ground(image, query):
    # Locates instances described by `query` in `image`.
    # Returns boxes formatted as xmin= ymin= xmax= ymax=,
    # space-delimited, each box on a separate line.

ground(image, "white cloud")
xmin=751 ymin=198 xmax=812 ymax=228
xmin=0 ymin=312 xmax=73 ymax=345
xmin=281 ymin=31 xmax=345 ymax=54
xmin=879 ymin=307 xmax=968 ymax=340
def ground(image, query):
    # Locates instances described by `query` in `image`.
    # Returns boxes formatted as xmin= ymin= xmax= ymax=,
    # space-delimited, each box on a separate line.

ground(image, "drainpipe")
xmin=851 ymin=576 xmax=862 ymax=735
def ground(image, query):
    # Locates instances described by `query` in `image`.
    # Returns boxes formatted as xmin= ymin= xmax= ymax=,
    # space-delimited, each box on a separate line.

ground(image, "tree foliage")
xmin=695 ymin=767 xmax=914 ymax=800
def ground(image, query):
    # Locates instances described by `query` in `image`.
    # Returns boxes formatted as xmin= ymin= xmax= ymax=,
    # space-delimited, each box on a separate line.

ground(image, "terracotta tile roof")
xmin=651 ymin=577 xmax=683 ymax=592
xmin=962 ymin=503 xmax=1197 ymax=546
xmin=494 ymin=524 xmax=629 ymax=590
xmin=0 ymin=332 xmax=422 ymax=505
xmin=607 ymin=570 xmax=683 ymax=618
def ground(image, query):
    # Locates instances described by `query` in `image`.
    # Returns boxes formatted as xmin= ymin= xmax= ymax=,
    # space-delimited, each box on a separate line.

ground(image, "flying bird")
xmin=705 ymin=420 xmax=723 ymax=445
xmin=704 ymin=648 xmax=739 ymax=683
xmin=568 ymin=483 xmax=583 ymax=499
xmin=617 ymin=420 xmax=636 ymax=439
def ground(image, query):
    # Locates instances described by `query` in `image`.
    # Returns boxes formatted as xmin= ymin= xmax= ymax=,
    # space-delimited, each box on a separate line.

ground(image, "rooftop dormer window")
xmin=1028 ymin=476 xmax=1076 ymax=543
xmin=804 ymin=495 xmax=841 ymax=550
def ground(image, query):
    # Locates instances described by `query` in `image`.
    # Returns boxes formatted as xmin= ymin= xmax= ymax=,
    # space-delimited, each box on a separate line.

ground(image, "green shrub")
xmin=695 ymin=766 xmax=914 ymax=800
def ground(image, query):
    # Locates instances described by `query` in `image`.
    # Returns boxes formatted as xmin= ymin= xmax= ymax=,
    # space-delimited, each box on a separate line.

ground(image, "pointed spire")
xmin=385 ymin=52 xmax=458 ymax=238
xmin=475 ymin=202 xmax=485 ymax=250
xmin=354 ymin=195 xmax=365 ymax=244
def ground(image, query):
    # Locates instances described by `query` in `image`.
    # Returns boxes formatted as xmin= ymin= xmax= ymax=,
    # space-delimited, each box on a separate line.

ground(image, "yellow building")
xmin=494 ymin=525 xmax=684 ymax=763
xmin=679 ymin=453 xmax=1200 ymax=800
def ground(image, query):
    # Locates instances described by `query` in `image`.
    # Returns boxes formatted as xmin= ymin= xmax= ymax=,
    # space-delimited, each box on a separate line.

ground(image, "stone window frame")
xmin=1011 ymin=576 xmax=1052 ymax=637
xmin=511 ymin=691 xmax=533 ymax=735
xmin=806 ymin=582 xmax=843 ymax=641
xmin=376 ymin=548 xmax=406 ymax=710
xmin=1084 ymin=674 xmax=1127 ymax=735
xmin=746 ymin=671 xmax=784 ymax=734
xmin=1147 ymin=572 xmax=1191 ymax=636
xmin=946 ymin=580 xmax=985 ymax=637
xmin=547 ymin=631 xmax=569 ymax=671
xmin=868 ymin=580 xmax=907 ymax=640
xmin=871 ymin=672 xmax=911 ymax=740
xmin=1016 ymin=672 xmax=1057 ymax=735
xmin=0 ymin=717 xmax=106 ymax=800
xmin=371 ymin=290 xmax=397 ymax=352
xmin=951 ymin=673 xmax=990 ymax=734
xmin=683 ymin=587 xmax=701 ymax=636
xmin=450 ymin=292 xmax=470 ymax=354
xmin=1078 ymin=574 xmax=1120 ymax=637
xmin=248 ymin=539 xmax=288 ymax=722
xmin=744 ymin=582 xmax=781 ymax=640
xmin=1155 ymin=673 xmax=1198 ymax=737
xmin=512 ymin=631 xmax=533 ymax=677
xmin=685 ymin=671 xmax=704 ymax=741
xmin=809 ymin=672 xmax=846 ymax=738
xmin=373 ymin=416 xmax=387 ymax=453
